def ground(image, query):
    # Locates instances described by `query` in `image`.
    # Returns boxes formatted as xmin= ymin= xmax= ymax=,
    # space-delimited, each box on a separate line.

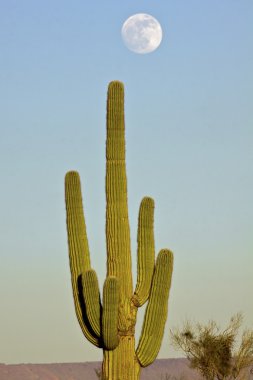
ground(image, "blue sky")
xmin=0 ymin=0 xmax=252 ymax=364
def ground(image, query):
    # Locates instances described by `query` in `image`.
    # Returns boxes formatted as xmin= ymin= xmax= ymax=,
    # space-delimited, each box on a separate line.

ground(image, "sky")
xmin=0 ymin=0 xmax=252 ymax=365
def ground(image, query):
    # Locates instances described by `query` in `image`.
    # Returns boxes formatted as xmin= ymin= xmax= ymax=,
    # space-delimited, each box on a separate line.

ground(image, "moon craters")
xmin=121 ymin=14 xmax=163 ymax=54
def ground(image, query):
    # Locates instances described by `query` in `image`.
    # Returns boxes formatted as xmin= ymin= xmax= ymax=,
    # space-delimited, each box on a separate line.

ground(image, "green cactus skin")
xmin=65 ymin=81 xmax=174 ymax=380
xmin=82 ymin=269 xmax=101 ymax=337
xmin=102 ymin=277 xmax=120 ymax=350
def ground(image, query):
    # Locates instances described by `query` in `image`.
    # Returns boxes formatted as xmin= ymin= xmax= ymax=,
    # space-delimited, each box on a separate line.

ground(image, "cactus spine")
xmin=65 ymin=81 xmax=174 ymax=380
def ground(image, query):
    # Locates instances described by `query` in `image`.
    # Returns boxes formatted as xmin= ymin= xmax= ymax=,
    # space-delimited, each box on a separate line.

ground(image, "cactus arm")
xmin=106 ymin=81 xmax=133 ymax=299
xmin=65 ymin=171 xmax=100 ymax=346
xmin=136 ymin=249 xmax=174 ymax=367
xmin=65 ymin=171 xmax=91 ymax=269
xmin=102 ymin=276 xmax=120 ymax=350
xmin=82 ymin=269 xmax=101 ymax=337
xmin=132 ymin=197 xmax=155 ymax=307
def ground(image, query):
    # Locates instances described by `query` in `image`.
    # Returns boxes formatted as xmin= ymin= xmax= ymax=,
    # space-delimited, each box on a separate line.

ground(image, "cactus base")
xmin=103 ymin=336 xmax=140 ymax=380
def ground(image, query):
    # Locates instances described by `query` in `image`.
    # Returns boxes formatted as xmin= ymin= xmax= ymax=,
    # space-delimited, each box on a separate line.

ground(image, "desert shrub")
xmin=170 ymin=313 xmax=253 ymax=380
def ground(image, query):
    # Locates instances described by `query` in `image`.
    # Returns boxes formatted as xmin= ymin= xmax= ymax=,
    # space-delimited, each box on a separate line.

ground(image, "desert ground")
xmin=0 ymin=358 xmax=202 ymax=380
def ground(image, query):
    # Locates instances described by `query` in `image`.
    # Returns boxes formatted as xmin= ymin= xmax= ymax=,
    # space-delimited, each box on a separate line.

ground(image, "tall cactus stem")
xmin=106 ymin=81 xmax=133 ymax=300
xmin=65 ymin=81 xmax=174 ymax=379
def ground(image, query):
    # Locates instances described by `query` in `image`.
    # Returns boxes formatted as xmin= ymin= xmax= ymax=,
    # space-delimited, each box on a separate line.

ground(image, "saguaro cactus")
xmin=65 ymin=81 xmax=174 ymax=380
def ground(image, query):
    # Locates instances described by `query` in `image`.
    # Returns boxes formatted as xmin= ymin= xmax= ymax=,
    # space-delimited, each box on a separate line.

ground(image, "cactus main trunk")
xmin=106 ymin=81 xmax=133 ymax=299
xmin=65 ymin=81 xmax=174 ymax=380
xmin=103 ymin=336 xmax=140 ymax=380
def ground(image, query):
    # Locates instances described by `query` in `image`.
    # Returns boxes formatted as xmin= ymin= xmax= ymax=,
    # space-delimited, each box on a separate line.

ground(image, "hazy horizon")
xmin=1 ymin=0 xmax=252 ymax=364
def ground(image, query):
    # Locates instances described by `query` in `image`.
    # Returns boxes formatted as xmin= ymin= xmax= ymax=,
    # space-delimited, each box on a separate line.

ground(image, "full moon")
xmin=121 ymin=13 xmax=163 ymax=54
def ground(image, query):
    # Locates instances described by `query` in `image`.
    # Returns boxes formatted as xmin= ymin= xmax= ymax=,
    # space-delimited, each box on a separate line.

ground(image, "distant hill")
xmin=0 ymin=358 xmax=202 ymax=380
xmin=1 ymin=359 xmax=252 ymax=380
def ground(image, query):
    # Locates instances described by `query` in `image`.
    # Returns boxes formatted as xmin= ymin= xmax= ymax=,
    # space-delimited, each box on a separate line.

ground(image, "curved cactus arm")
xmin=132 ymin=197 xmax=155 ymax=307
xmin=102 ymin=276 xmax=120 ymax=350
xmin=65 ymin=171 xmax=100 ymax=347
xmin=136 ymin=249 xmax=174 ymax=367
xmin=82 ymin=269 xmax=102 ymax=337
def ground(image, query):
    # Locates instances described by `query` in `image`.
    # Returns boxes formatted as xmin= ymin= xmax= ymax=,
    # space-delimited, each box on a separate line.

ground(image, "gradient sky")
xmin=0 ymin=0 xmax=252 ymax=364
